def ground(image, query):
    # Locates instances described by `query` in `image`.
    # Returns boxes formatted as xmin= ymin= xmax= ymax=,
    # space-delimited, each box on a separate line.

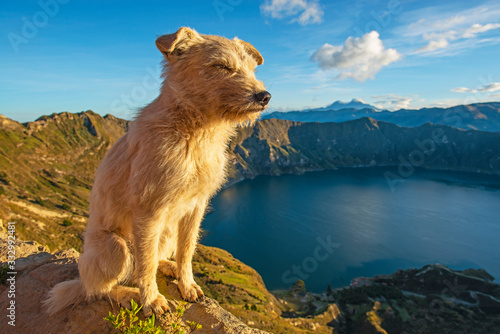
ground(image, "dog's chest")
xmin=183 ymin=133 xmax=229 ymax=194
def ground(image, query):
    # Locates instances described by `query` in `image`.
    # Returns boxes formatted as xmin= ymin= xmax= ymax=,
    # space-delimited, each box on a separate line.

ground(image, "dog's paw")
xmin=112 ymin=286 xmax=141 ymax=309
xmin=178 ymin=280 xmax=204 ymax=302
xmin=158 ymin=260 xmax=178 ymax=278
xmin=142 ymin=293 xmax=175 ymax=316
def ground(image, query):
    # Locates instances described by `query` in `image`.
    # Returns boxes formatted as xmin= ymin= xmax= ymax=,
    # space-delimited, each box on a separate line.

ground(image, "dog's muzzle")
xmin=254 ymin=91 xmax=272 ymax=106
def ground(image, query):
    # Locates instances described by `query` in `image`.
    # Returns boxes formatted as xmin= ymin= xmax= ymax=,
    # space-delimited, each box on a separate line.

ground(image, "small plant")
xmin=59 ymin=203 xmax=72 ymax=211
xmin=34 ymin=197 xmax=45 ymax=206
xmin=170 ymin=303 xmax=201 ymax=333
xmin=104 ymin=299 xmax=202 ymax=334
xmin=62 ymin=219 xmax=73 ymax=227
xmin=104 ymin=299 xmax=160 ymax=333
xmin=0 ymin=171 xmax=9 ymax=185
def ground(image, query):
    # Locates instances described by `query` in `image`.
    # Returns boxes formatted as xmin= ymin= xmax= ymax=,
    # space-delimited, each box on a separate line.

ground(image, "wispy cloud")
xmin=372 ymin=94 xmax=414 ymax=110
xmin=451 ymin=82 xmax=500 ymax=93
xmin=462 ymin=23 xmax=500 ymax=37
xmin=260 ymin=0 xmax=323 ymax=25
xmin=408 ymin=15 xmax=466 ymax=33
xmin=311 ymin=31 xmax=401 ymax=82
xmin=415 ymin=22 xmax=500 ymax=53
xmin=415 ymin=39 xmax=450 ymax=53
xmin=407 ymin=4 xmax=500 ymax=55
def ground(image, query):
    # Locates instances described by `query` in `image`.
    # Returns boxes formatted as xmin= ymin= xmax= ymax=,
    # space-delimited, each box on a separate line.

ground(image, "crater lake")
xmin=201 ymin=168 xmax=500 ymax=293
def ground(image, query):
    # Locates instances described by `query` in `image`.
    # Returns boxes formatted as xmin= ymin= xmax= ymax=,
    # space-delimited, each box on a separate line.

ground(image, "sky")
xmin=1 ymin=0 xmax=500 ymax=122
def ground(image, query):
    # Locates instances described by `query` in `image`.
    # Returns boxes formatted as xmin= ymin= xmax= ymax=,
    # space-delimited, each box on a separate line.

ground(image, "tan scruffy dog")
xmin=44 ymin=27 xmax=271 ymax=316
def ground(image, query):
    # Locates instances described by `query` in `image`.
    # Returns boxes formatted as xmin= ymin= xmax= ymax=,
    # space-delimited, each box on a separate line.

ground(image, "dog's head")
xmin=156 ymin=27 xmax=271 ymax=124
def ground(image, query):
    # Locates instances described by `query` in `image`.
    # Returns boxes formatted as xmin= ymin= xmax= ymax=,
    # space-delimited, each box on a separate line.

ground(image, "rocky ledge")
xmin=0 ymin=232 xmax=268 ymax=334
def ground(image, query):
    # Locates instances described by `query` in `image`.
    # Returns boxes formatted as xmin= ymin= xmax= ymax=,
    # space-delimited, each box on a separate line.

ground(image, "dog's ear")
xmin=156 ymin=27 xmax=201 ymax=60
xmin=235 ymin=39 xmax=264 ymax=66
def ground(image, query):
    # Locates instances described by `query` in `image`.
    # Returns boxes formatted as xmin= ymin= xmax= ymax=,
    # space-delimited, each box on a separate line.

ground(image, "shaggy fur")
xmin=44 ymin=27 xmax=270 ymax=316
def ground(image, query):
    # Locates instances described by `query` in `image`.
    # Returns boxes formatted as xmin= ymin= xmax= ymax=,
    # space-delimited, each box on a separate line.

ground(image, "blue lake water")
xmin=201 ymin=168 xmax=500 ymax=293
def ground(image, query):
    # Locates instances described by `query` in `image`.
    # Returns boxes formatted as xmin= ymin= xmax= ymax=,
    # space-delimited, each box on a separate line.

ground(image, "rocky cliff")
xmin=227 ymin=117 xmax=500 ymax=183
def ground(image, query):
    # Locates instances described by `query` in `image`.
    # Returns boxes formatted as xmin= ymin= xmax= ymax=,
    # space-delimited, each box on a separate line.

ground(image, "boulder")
xmin=0 ymin=233 xmax=268 ymax=334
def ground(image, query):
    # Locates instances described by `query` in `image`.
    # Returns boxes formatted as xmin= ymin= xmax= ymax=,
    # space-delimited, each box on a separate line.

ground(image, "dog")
xmin=44 ymin=27 xmax=271 ymax=316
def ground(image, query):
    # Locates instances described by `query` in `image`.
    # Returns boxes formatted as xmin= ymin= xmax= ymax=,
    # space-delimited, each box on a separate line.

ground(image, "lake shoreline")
xmin=225 ymin=165 xmax=500 ymax=190
xmin=203 ymin=167 xmax=500 ymax=293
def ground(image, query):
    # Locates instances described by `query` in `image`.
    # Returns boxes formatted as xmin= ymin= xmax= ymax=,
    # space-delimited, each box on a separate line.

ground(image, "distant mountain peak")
xmin=323 ymin=99 xmax=379 ymax=111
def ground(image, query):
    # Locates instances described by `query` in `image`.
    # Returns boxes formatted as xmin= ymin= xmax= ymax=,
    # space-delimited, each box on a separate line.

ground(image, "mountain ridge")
xmin=226 ymin=116 xmax=500 ymax=186
xmin=263 ymin=101 xmax=500 ymax=132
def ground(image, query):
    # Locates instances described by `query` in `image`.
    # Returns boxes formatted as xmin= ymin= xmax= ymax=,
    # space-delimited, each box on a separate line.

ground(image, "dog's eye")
xmin=214 ymin=64 xmax=234 ymax=72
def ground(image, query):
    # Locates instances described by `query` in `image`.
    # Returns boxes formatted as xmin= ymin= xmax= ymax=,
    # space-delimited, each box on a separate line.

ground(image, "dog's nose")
xmin=254 ymin=91 xmax=271 ymax=106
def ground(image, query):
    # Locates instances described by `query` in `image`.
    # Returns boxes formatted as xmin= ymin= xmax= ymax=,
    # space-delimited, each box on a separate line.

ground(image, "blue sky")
xmin=2 ymin=0 xmax=500 ymax=122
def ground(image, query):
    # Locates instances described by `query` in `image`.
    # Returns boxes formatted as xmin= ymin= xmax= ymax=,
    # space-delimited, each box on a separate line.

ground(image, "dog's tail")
xmin=43 ymin=279 xmax=87 ymax=315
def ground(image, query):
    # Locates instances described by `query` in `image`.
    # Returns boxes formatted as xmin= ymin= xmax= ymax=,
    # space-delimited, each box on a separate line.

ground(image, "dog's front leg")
xmin=133 ymin=212 xmax=172 ymax=315
xmin=176 ymin=205 xmax=205 ymax=302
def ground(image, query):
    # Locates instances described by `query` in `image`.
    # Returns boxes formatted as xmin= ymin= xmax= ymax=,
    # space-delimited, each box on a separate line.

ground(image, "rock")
xmin=0 ymin=228 xmax=50 ymax=263
xmin=0 ymin=235 xmax=268 ymax=334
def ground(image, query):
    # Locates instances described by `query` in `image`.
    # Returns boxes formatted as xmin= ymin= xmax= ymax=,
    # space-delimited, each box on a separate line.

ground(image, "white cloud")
xmin=451 ymin=87 xmax=474 ymax=93
xmin=372 ymin=94 xmax=414 ymax=110
xmin=462 ymin=23 xmax=500 ymax=38
xmin=260 ymin=0 xmax=323 ymax=25
xmin=423 ymin=30 xmax=458 ymax=41
xmin=409 ymin=5 xmax=500 ymax=55
xmin=311 ymin=31 xmax=401 ymax=82
xmin=414 ymin=21 xmax=500 ymax=54
xmin=405 ymin=4 xmax=500 ymax=37
xmin=432 ymin=16 xmax=467 ymax=30
xmin=415 ymin=39 xmax=449 ymax=53
xmin=451 ymin=82 xmax=500 ymax=93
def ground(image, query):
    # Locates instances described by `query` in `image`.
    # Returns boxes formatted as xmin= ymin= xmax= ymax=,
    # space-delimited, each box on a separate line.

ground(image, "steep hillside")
xmin=1 ymin=112 xmax=500 ymax=249
xmin=228 ymin=117 xmax=500 ymax=184
xmin=0 ymin=111 xmax=128 ymax=249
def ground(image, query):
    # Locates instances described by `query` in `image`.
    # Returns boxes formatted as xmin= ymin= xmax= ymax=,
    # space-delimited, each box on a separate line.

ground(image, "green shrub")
xmin=34 ymin=197 xmax=45 ymax=206
xmin=62 ymin=219 xmax=73 ymax=227
xmin=0 ymin=171 xmax=9 ymax=185
xmin=104 ymin=299 xmax=202 ymax=334
xmin=59 ymin=203 xmax=71 ymax=211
